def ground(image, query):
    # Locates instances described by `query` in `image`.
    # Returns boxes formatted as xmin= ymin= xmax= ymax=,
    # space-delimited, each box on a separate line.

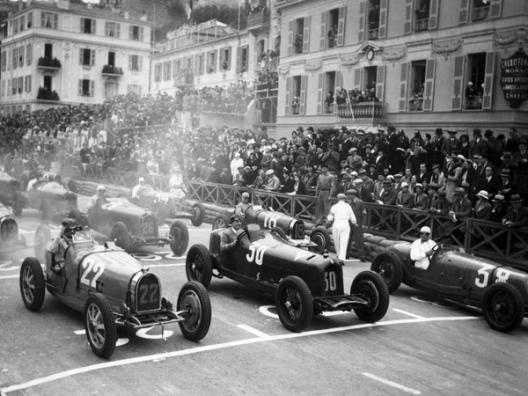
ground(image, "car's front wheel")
xmin=20 ymin=257 xmax=45 ymax=311
xmin=350 ymin=271 xmax=389 ymax=323
xmin=370 ymin=251 xmax=403 ymax=293
xmin=310 ymin=227 xmax=332 ymax=254
xmin=212 ymin=214 xmax=230 ymax=230
xmin=276 ymin=276 xmax=313 ymax=332
xmin=84 ymin=293 xmax=117 ymax=359
xmin=169 ymin=220 xmax=189 ymax=256
xmin=177 ymin=281 xmax=212 ymax=342
xmin=190 ymin=203 xmax=205 ymax=227
xmin=482 ymin=283 xmax=524 ymax=333
xmin=186 ymin=244 xmax=213 ymax=288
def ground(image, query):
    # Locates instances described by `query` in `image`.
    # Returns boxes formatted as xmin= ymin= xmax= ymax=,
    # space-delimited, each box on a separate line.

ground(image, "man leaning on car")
xmin=410 ymin=226 xmax=437 ymax=270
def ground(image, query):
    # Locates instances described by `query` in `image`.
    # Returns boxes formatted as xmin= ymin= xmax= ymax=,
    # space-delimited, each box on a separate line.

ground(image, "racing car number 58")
xmin=475 ymin=266 xmax=512 ymax=288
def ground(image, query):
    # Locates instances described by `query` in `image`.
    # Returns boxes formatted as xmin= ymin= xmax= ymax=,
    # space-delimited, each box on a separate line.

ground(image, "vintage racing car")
xmin=0 ymin=203 xmax=19 ymax=249
xmin=212 ymin=206 xmax=332 ymax=255
xmin=69 ymin=197 xmax=189 ymax=255
xmin=20 ymin=227 xmax=211 ymax=358
xmin=27 ymin=178 xmax=78 ymax=220
xmin=0 ymin=171 xmax=26 ymax=215
xmin=369 ymin=235 xmax=528 ymax=332
xmin=186 ymin=225 xmax=389 ymax=332
xmin=132 ymin=185 xmax=205 ymax=226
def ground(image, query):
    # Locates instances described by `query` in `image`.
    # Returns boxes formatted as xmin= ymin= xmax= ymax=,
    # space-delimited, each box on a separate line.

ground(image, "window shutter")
xmin=80 ymin=17 xmax=84 ymax=32
xmin=320 ymin=12 xmax=327 ymax=50
xmin=116 ymin=23 xmax=120 ymax=38
xmin=337 ymin=7 xmax=346 ymax=47
xmin=90 ymin=81 xmax=95 ymax=97
xmin=138 ymin=56 xmax=143 ymax=71
xmin=398 ymin=62 xmax=409 ymax=112
xmin=78 ymin=80 xmax=83 ymax=96
xmin=12 ymin=47 xmax=17 ymax=69
xmin=128 ymin=55 xmax=133 ymax=70
xmin=452 ymin=55 xmax=465 ymax=110
xmin=91 ymin=49 xmax=95 ymax=66
xmin=139 ymin=27 xmax=144 ymax=42
xmin=336 ymin=71 xmax=343 ymax=91
xmin=353 ymin=68 xmax=363 ymax=90
xmin=317 ymin=73 xmax=324 ymax=114
xmin=129 ymin=25 xmax=133 ymax=39
xmin=302 ymin=17 xmax=311 ymax=53
xmin=459 ymin=0 xmax=469 ymax=24
xmin=404 ymin=0 xmax=413 ymax=34
xmin=92 ymin=19 xmax=96 ymax=34
xmin=299 ymin=75 xmax=308 ymax=115
xmin=287 ymin=21 xmax=294 ymax=56
xmin=79 ymin=49 xmax=83 ymax=65
xmin=41 ymin=13 xmax=45 ymax=28
xmin=226 ymin=49 xmax=230 ymax=70
xmin=54 ymin=14 xmax=58 ymax=29
xmin=358 ymin=1 xmax=366 ymax=42
xmin=236 ymin=47 xmax=242 ymax=72
xmin=378 ymin=0 xmax=388 ymax=39
xmin=27 ymin=44 xmax=32 ymax=65
xmin=482 ymin=52 xmax=496 ymax=110
xmin=428 ymin=0 xmax=440 ymax=30
xmin=285 ymin=77 xmax=292 ymax=115
xmin=376 ymin=65 xmax=386 ymax=102
xmin=490 ymin=0 xmax=503 ymax=19
xmin=423 ymin=59 xmax=436 ymax=111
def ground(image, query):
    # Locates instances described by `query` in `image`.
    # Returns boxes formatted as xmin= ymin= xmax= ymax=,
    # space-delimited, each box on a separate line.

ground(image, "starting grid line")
xmin=1 ymin=315 xmax=479 ymax=394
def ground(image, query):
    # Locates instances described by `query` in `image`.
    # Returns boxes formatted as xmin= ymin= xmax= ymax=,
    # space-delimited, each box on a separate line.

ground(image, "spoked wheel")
xmin=19 ymin=258 xmax=45 ymax=311
xmin=185 ymin=244 xmax=213 ymax=288
xmin=212 ymin=214 xmax=230 ymax=230
xmin=169 ymin=220 xmax=189 ymax=256
xmin=190 ymin=203 xmax=205 ymax=227
xmin=177 ymin=281 xmax=212 ymax=341
xmin=34 ymin=225 xmax=51 ymax=263
xmin=482 ymin=283 xmax=524 ymax=333
xmin=350 ymin=271 xmax=389 ymax=323
xmin=310 ymin=227 xmax=332 ymax=254
xmin=84 ymin=293 xmax=117 ymax=358
xmin=276 ymin=276 xmax=313 ymax=332
xmin=370 ymin=252 xmax=403 ymax=293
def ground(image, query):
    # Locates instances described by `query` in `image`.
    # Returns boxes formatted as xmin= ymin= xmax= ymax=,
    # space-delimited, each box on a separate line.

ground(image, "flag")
xmin=186 ymin=0 xmax=198 ymax=20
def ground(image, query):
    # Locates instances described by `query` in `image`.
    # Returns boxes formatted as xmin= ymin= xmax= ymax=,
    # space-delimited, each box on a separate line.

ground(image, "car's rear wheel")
xmin=276 ymin=276 xmax=313 ymax=332
xmin=190 ymin=203 xmax=205 ymax=227
xmin=186 ymin=244 xmax=213 ymax=288
xmin=110 ymin=222 xmax=132 ymax=252
xmin=482 ymin=283 xmax=524 ymax=333
xmin=34 ymin=225 xmax=51 ymax=263
xmin=19 ymin=257 xmax=45 ymax=311
xmin=350 ymin=271 xmax=389 ymax=323
xmin=169 ymin=220 xmax=189 ymax=256
xmin=370 ymin=251 xmax=403 ymax=293
xmin=84 ymin=293 xmax=117 ymax=358
xmin=212 ymin=214 xmax=230 ymax=230
xmin=310 ymin=227 xmax=332 ymax=254
xmin=177 ymin=281 xmax=212 ymax=342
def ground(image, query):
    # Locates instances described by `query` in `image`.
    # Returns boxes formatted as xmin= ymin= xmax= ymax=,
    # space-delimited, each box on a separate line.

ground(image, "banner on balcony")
xmin=500 ymin=48 xmax=528 ymax=108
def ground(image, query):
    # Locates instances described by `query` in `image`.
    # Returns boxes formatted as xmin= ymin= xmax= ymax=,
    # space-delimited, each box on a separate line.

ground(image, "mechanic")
xmin=234 ymin=192 xmax=254 ymax=223
xmin=327 ymin=193 xmax=357 ymax=261
xmin=48 ymin=219 xmax=76 ymax=270
xmin=345 ymin=188 xmax=366 ymax=261
xmin=131 ymin=177 xmax=148 ymax=200
xmin=90 ymin=185 xmax=108 ymax=209
xmin=220 ymin=214 xmax=249 ymax=252
xmin=410 ymin=226 xmax=437 ymax=270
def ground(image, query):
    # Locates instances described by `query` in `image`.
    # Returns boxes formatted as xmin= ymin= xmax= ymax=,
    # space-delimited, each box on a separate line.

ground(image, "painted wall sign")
xmin=500 ymin=48 xmax=528 ymax=108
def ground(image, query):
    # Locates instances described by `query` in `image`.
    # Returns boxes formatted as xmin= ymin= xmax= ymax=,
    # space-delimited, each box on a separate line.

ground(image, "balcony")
xmin=37 ymin=57 xmax=61 ymax=73
xmin=337 ymin=102 xmax=385 ymax=121
xmin=414 ymin=17 xmax=429 ymax=32
xmin=367 ymin=28 xmax=379 ymax=41
xmin=36 ymin=87 xmax=59 ymax=102
xmin=247 ymin=8 xmax=269 ymax=31
xmin=102 ymin=65 xmax=123 ymax=78
xmin=472 ymin=5 xmax=490 ymax=22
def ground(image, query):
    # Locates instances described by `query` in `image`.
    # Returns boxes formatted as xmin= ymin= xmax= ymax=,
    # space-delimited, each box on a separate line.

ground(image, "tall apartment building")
xmin=274 ymin=0 xmax=528 ymax=137
xmin=0 ymin=0 xmax=151 ymax=115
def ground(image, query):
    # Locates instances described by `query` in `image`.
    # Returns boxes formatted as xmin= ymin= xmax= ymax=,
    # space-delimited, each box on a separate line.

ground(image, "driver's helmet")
xmin=61 ymin=218 xmax=77 ymax=239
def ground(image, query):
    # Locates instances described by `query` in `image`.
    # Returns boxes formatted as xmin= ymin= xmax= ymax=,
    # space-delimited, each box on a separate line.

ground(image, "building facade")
xmin=0 ymin=0 xmax=151 ymax=114
xmin=274 ymin=0 xmax=528 ymax=137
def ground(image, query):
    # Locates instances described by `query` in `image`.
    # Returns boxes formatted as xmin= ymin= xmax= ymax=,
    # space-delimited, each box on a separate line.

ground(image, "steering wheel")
xmin=237 ymin=230 xmax=249 ymax=242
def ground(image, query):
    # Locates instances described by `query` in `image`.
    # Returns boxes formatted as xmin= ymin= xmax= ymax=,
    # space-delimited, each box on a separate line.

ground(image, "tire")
xmin=169 ymin=220 xmax=189 ymax=256
xmin=84 ymin=293 xmax=117 ymax=358
xmin=482 ymin=283 xmax=524 ymax=333
xmin=34 ymin=225 xmax=52 ymax=263
xmin=276 ymin=276 xmax=313 ymax=332
xmin=190 ymin=203 xmax=205 ymax=227
xmin=186 ymin=244 xmax=213 ymax=288
xmin=370 ymin=251 xmax=403 ymax=294
xmin=350 ymin=271 xmax=390 ymax=323
xmin=212 ymin=214 xmax=230 ymax=230
xmin=19 ymin=257 xmax=46 ymax=312
xmin=177 ymin=281 xmax=212 ymax=342
xmin=110 ymin=222 xmax=132 ymax=252
xmin=310 ymin=227 xmax=332 ymax=254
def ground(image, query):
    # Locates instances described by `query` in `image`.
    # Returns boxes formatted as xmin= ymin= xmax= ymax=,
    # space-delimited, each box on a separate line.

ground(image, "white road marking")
xmin=1 ymin=315 xmax=479 ymax=394
xmin=144 ymin=263 xmax=185 ymax=268
xmin=392 ymin=308 xmax=425 ymax=319
xmin=237 ymin=324 xmax=268 ymax=338
xmin=73 ymin=330 xmax=85 ymax=335
xmin=362 ymin=372 xmax=421 ymax=395
xmin=0 ymin=275 xmax=18 ymax=280
xmin=259 ymin=305 xmax=347 ymax=319
xmin=74 ymin=330 xmax=129 ymax=347
xmin=136 ymin=327 xmax=174 ymax=340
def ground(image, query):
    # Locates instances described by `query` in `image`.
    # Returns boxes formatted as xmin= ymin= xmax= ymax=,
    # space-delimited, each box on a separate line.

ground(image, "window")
xmin=128 ymin=55 xmax=142 ymax=71
xmin=154 ymin=63 xmax=161 ymax=82
xmin=1 ymin=52 xmax=6 ymax=72
xmin=41 ymin=12 xmax=58 ymax=29
xmin=239 ymin=46 xmax=248 ymax=72
xmin=294 ymin=18 xmax=304 ymax=54
xmin=43 ymin=75 xmax=52 ymax=90
xmin=104 ymin=81 xmax=118 ymax=99
xmin=414 ymin=0 xmax=430 ymax=32
xmin=292 ymin=76 xmax=301 ymax=115
xmin=472 ymin=0 xmax=490 ymax=22
xmin=196 ymin=54 xmax=204 ymax=76
xmin=207 ymin=50 xmax=217 ymax=73
xmin=27 ymin=12 xmax=32 ymax=29
xmin=25 ymin=76 xmax=31 ymax=93
xmin=44 ymin=43 xmax=53 ymax=59
xmin=7 ymin=80 xmax=10 ymax=96
xmin=12 ymin=48 xmax=17 ymax=70
xmin=13 ymin=17 xmax=19 ymax=35
xmin=163 ymin=61 xmax=171 ymax=81
xmin=26 ymin=44 xmax=32 ymax=65
xmin=79 ymin=79 xmax=94 ymax=97
xmin=1 ymin=80 xmax=4 ymax=97
xmin=257 ymin=40 xmax=265 ymax=59
xmin=220 ymin=48 xmax=231 ymax=71
xmin=105 ymin=22 xmax=120 ymax=38
xmin=19 ymin=16 xmax=25 ymax=32
xmin=409 ymin=60 xmax=426 ymax=111
xmin=367 ymin=0 xmax=380 ymax=40
xmin=12 ymin=78 xmax=17 ymax=95
xmin=18 ymin=46 xmax=24 ymax=68
xmin=81 ymin=18 xmax=96 ymax=34
xmin=80 ymin=49 xmax=95 ymax=66
xmin=324 ymin=72 xmax=336 ymax=113
xmin=326 ymin=9 xmax=339 ymax=48
xmin=18 ymin=76 xmax=23 ymax=94
xmin=130 ymin=25 xmax=143 ymax=41
xmin=108 ymin=51 xmax=115 ymax=67
xmin=465 ymin=53 xmax=486 ymax=110
xmin=363 ymin=66 xmax=378 ymax=100
xmin=127 ymin=84 xmax=141 ymax=95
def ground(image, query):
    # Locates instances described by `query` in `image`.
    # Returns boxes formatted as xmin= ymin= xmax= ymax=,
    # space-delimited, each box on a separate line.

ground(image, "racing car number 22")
xmin=80 ymin=259 xmax=105 ymax=288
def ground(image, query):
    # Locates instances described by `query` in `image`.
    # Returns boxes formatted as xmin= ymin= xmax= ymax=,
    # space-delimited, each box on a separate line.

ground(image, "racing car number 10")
xmin=80 ymin=259 xmax=105 ymax=288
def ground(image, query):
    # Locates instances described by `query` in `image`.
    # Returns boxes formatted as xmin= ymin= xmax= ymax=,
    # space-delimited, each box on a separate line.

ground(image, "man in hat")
xmin=448 ymin=187 xmax=472 ymax=222
xmin=131 ymin=176 xmax=148 ymax=200
xmin=430 ymin=190 xmax=450 ymax=216
xmin=220 ymin=214 xmax=249 ymax=252
xmin=428 ymin=163 xmax=446 ymax=190
xmin=263 ymin=169 xmax=280 ymax=191
xmin=377 ymin=179 xmax=397 ymax=206
xmin=469 ymin=128 xmax=489 ymax=159
xmin=476 ymin=165 xmax=501 ymax=196
xmin=473 ymin=190 xmax=492 ymax=220
xmin=442 ymin=130 xmax=460 ymax=157
xmin=396 ymin=182 xmax=413 ymax=208
xmin=327 ymin=193 xmax=357 ymax=261
xmin=359 ymin=168 xmax=375 ymax=202
xmin=410 ymin=226 xmax=437 ymax=270
xmin=49 ymin=218 xmax=77 ymax=272
xmin=498 ymin=168 xmax=513 ymax=200
xmin=90 ymin=185 xmax=108 ymax=211
xmin=235 ymin=192 xmax=254 ymax=222
xmin=413 ymin=183 xmax=430 ymax=210
xmin=315 ymin=165 xmax=334 ymax=225
xmin=345 ymin=188 xmax=366 ymax=261
xmin=489 ymin=194 xmax=507 ymax=223
xmin=503 ymin=194 xmax=528 ymax=227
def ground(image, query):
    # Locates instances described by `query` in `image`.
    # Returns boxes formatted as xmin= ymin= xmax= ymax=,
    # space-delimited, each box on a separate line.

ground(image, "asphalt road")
xmin=1 ymin=197 xmax=527 ymax=396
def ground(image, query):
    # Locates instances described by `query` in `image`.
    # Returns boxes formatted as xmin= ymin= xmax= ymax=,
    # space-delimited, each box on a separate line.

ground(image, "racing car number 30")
xmin=246 ymin=243 xmax=269 ymax=265
xmin=80 ymin=259 xmax=106 ymax=288
xmin=324 ymin=271 xmax=337 ymax=292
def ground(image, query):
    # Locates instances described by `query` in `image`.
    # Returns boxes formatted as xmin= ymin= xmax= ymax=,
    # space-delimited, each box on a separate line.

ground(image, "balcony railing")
xmin=414 ymin=17 xmax=429 ymax=32
xmin=37 ymin=56 xmax=61 ymax=71
xmin=472 ymin=5 xmax=490 ymax=22
xmin=102 ymin=65 xmax=123 ymax=77
xmin=367 ymin=27 xmax=379 ymax=40
xmin=36 ymin=87 xmax=59 ymax=101
xmin=337 ymin=102 xmax=384 ymax=120
xmin=247 ymin=8 xmax=269 ymax=30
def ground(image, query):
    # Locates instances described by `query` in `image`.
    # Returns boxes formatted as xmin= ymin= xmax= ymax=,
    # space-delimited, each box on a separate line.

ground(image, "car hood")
xmin=103 ymin=197 xmax=150 ymax=217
